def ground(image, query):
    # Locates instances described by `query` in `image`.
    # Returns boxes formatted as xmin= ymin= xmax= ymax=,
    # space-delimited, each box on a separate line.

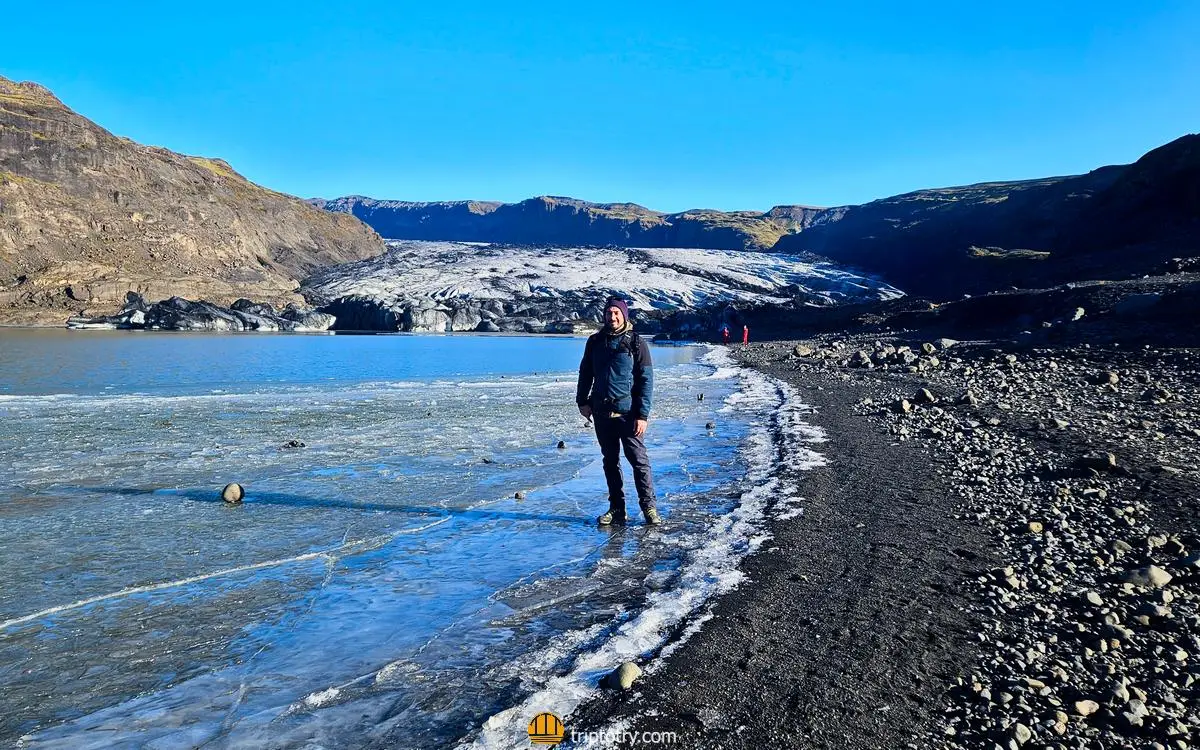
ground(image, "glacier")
xmin=301 ymin=241 xmax=905 ymax=333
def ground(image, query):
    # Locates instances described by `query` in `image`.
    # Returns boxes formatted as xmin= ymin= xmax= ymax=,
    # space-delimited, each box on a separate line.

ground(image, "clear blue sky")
xmin=4 ymin=1 xmax=1197 ymax=212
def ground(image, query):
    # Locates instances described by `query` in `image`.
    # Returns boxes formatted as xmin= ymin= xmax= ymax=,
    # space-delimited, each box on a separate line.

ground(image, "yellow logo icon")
xmin=527 ymin=712 xmax=565 ymax=745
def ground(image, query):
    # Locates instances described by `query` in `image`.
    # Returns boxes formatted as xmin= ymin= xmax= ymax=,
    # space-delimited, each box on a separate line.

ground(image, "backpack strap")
xmin=622 ymin=331 xmax=641 ymax=357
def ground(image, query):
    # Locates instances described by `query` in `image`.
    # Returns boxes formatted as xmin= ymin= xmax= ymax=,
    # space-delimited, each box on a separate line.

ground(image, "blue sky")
xmin=4 ymin=1 xmax=1197 ymax=212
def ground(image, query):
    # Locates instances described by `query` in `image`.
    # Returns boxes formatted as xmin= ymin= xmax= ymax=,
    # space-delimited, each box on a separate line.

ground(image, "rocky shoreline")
xmin=569 ymin=335 xmax=1198 ymax=749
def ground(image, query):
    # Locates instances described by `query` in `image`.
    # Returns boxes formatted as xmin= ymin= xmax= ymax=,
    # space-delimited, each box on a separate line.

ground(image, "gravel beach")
xmin=571 ymin=336 xmax=1199 ymax=750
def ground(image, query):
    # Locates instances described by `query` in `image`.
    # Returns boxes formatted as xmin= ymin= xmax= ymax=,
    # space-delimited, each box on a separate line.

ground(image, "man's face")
xmin=606 ymin=306 xmax=624 ymax=329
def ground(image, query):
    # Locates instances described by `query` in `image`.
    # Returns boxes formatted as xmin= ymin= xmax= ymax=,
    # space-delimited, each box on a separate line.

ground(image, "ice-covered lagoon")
xmin=0 ymin=330 xmax=825 ymax=748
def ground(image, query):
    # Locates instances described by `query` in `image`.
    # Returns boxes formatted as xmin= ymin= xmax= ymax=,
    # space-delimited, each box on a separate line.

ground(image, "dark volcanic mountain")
xmin=773 ymin=134 xmax=1200 ymax=298
xmin=311 ymin=195 xmax=826 ymax=251
xmin=0 ymin=76 xmax=385 ymax=324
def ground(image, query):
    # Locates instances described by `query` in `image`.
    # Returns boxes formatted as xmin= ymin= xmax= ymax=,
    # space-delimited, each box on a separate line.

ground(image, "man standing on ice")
xmin=576 ymin=296 xmax=659 ymax=526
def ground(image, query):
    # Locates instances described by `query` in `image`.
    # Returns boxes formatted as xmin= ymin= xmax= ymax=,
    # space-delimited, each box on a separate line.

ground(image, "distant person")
xmin=721 ymin=325 xmax=730 ymax=344
xmin=742 ymin=324 xmax=749 ymax=344
xmin=576 ymin=296 xmax=659 ymax=526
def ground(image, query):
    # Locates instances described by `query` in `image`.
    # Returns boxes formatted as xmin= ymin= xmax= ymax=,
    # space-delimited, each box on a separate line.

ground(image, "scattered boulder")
xmin=1074 ymin=699 xmax=1101 ymax=716
xmin=221 ymin=483 xmax=244 ymax=504
xmin=849 ymin=350 xmax=872 ymax=367
xmin=1009 ymin=722 xmax=1033 ymax=745
xmin=1120 ymin=565 xmax=1173 ymax=589
xmin=602 ymin=661 xmax=643 ymax=690
xmin=1141 ymin=387 xmax=1175 ymax=403
xmin=282 ymin=439 xmax=306 ymax=449
xmin=1079 ymin=452 xmax=1118 ymax=473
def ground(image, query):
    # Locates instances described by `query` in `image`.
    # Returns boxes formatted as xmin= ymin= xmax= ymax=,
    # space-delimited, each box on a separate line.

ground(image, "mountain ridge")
xmin=310 ymin=194 xmax=828 ymax=251
xmin=773 ymin=134 xmax=1199 ymax=297
xmin=0 ymin=75 xmax=386 ymax=324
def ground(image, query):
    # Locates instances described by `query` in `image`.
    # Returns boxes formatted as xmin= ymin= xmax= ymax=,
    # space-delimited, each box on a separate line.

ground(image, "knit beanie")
xmin=604 ymin=296 xmax=630 ymax=325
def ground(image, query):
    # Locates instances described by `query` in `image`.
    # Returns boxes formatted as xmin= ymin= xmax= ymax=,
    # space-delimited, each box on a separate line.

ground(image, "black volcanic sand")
xmin=568 ymin=337 xmax=1199 ymax=749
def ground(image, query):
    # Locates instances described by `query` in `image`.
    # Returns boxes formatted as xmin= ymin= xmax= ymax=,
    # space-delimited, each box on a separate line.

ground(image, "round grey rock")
xmin=603 ymin=661 xmax=643 ymax=690
xmin=221 ymin=483 xmax=244 ymax=504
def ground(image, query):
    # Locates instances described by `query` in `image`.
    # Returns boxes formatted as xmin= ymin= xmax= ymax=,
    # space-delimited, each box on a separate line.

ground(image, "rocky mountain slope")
xmin=0 ymin=76 xmax=385 ymax=325
xmin=300 ymin=240 xmax=902 ymax=332
xmin=774 ymin=134 xmax=1200 ymax=298
xmin=311 ymin=195 xmax=825 ymax=251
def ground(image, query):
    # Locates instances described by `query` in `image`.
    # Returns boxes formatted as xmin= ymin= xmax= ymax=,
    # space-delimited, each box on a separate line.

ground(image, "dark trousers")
xmin=594 ymin=414 xmax=655 ymax=511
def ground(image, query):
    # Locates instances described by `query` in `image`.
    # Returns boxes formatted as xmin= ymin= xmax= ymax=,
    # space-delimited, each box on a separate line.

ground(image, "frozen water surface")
xmin=0 ymin=330 xmax=822 ymax=748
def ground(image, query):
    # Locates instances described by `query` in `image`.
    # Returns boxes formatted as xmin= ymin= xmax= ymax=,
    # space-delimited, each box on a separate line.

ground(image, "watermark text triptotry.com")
xmin=528 ymin=712 xmax=677 ymax=746
xmin=567 ymin=728 xmax=678 ymax=745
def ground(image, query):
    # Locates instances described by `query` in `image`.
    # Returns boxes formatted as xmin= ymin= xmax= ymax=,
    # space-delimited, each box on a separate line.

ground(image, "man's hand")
xmin=578 ymin=404 xmax=593 ymax=421
xmin=634 ymin=419 xmax=648 ymax=438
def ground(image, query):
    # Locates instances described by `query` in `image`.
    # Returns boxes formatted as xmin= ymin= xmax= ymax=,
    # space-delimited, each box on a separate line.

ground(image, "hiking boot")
xmin=642 ymin=506 xmax=661 ymax=526
xmin=597 ymin=508 xmax=627 ymax=526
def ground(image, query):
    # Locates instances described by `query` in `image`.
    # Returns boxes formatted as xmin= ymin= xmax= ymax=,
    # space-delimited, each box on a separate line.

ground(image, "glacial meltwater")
xmin=0 ymin=330 xmax=825 ymax=749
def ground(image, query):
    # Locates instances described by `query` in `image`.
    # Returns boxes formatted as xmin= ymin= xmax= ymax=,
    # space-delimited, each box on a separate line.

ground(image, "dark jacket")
xmin=576 ymin=329 xmax=653 ymax=419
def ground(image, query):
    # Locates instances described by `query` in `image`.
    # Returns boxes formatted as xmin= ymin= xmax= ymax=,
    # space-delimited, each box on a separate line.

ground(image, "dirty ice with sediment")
xmin=0 ymin=331 xmax=825 ymax=748
xmin=302 ymin=241 xmax=905 ymax=331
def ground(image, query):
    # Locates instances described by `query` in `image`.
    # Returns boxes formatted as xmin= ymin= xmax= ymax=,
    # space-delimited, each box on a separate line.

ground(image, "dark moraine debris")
xmin=66 ymin=293 xmax=336 ymax=332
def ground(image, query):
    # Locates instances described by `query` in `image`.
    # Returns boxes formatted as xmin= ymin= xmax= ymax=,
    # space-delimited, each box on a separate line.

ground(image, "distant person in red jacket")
xmin=742 ymin=325 xmax=749 ymax=344
xmin=720 ymin=325 xmax=730 ymax=344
